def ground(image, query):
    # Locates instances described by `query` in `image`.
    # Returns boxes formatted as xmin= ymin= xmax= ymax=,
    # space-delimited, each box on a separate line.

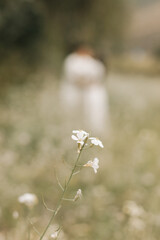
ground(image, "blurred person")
xmin=60 ymin=44 xmax=109 ymax=135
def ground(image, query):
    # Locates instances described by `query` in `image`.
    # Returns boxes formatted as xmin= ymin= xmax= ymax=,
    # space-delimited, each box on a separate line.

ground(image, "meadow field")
xmin=0 ymin=73 xmax=160 ymax=240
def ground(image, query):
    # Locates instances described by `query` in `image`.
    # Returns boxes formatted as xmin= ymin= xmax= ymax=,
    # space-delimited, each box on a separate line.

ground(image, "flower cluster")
xmin=71 ymin=130 xmax=103 ymax=152
xmin=72 ymin=130 xmax=103 ymax=174
xmin=18 ymin=193 xmax=38 ymax=208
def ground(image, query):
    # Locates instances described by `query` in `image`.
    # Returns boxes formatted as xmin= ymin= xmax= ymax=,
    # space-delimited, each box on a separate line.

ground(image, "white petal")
xmin=91 ymin=139 xmax=99 ymax=145
xmin=94 ymin=140 xmax=99 ymax=145
xmin=72 ymin=130 xmax=79 ymax=133
xmin=99 ymin=141 xmax=104 ymax=148
xmin=71 ymin=135 xmax=78 ymax=141
xmin=82 ymin=130 xmax=88 ymax=135
xmin=94 ymin=158 xmax=99 ymax=164
xmin=77 ymin=131 xmax=84 ymax=139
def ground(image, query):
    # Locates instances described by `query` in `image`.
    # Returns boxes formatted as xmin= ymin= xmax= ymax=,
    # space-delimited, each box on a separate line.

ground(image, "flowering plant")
xmin=18 ymin=130 xmax=103 ymax=240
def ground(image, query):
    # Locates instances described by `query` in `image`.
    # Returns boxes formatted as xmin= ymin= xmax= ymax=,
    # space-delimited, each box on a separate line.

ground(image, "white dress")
xmin=60 ymin=53 xmax=109 ymax=135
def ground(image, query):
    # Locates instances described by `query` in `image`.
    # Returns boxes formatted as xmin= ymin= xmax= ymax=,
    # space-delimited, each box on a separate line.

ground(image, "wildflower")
xmin=72 ymin=130 xmax=89 ymax=145
xmin=123 ymin=200 xmax=144 ymax=218
xmin=74 ymin=189 xmax=82 ymax=201
xmin=71 ymin=130 xmax=89 ymax=152
xmin=18 ymin=193 xmax=38 ymax=208
xmin=50 ymin=231 xmax=58 ymax=239
xmin=84 ymin=158 xmax=99 ymax=173
xmin=89 ymin=137 xmax=104 ymax=148
xmin=129 ymin=217 xmax=145 ymax=231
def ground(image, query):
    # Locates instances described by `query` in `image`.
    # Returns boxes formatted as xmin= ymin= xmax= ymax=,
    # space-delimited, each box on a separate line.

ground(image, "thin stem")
xmin=73 ymin=170 xmax=80 ymax=175
xmin=62 ymin=198 xmax=74 ymax=202
xmin=38 ymin=140 xmax=86 ymax=240
xmin=28 ymin=218 xmax=41 ymax=236
xmin=56 ymin=176 xmax=64 ymax=191
xmin=28 ymin=221 xmax=30 ymax=240
xmin=55 ymin=171 xmax=64 ymax=191
xmin=83 ymin=144 xmax=93 ymax=150
xmin=27 ymin=211 xmax=31 ymax=240
xmin=56 ymin=226 xmax=63 ymax=240
xmin=42 ymin=196 xmax=55 ymax=212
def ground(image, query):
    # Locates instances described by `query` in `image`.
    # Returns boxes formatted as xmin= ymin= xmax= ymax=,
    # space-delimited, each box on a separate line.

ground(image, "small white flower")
xmin=123 ymin=200 xmax=145 ymax=217
xmin=74 ymin=189 xmax=82 ymax=201
xmin=18 ymin=193 xmax=38 ymax=208
xmin=71 ymin=130 xmax=89 ymax=151
xmin=72 ymin=130 xmax=89 ymax=144
xmin=89 ymin=137 xmax=104 ymax=148
xmin=84 ymin=157 xmax=99 ymax=173
xmin=50 ymin=231 xmax=58 ymax=239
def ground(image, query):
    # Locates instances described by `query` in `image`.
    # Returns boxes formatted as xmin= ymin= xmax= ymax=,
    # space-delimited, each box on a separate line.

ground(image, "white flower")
xmin=84 ymin=157 xmax=99 ymax=173
xmin=89 ymin=137 xmax=104 ymax=148
xmin=123 ymin=200 xmax=145 ymax=217
xmin=50 ymin=231 xmax=58 ymax=239
xmin=74 ymin=189 xmax=82 ymax=201
xmin=71 ymin=130 xmax=89 ymax=150
xmin=18 ymin=193 xmax=38 ymax=208
xmin=72 ymin=130 xmax=89 ymax=144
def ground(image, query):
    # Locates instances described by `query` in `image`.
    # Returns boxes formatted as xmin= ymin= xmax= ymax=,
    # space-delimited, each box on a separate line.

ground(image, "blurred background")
xmin=0 ymin=0 xmax=160 ymax=239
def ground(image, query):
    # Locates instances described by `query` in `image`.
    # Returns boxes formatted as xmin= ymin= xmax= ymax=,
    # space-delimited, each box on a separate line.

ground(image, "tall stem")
xmin=39 ymin=143 xmax=85 ymax=240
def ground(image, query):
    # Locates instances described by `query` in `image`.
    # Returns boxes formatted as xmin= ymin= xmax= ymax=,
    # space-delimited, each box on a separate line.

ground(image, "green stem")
xmin=28 ymin=223 xmax=30 ymax=240
xmin=39 ymin=143 xmax=85 ymax=240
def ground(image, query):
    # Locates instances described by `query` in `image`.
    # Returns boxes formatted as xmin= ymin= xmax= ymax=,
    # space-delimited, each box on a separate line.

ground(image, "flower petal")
xmin=94 ymin=158 xmax=99 ymax=164
xmin=99 ymin=141 xmax=104 ymax=148
xmin=72 ymin=130 xmax=79 ymax=133
xmin=71 ymin=135 xmax=78 ymax=141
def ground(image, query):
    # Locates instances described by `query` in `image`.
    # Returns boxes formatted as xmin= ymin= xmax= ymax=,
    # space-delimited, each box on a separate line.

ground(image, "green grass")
xmin=0 ymin=73 xmax=160 ymax=240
